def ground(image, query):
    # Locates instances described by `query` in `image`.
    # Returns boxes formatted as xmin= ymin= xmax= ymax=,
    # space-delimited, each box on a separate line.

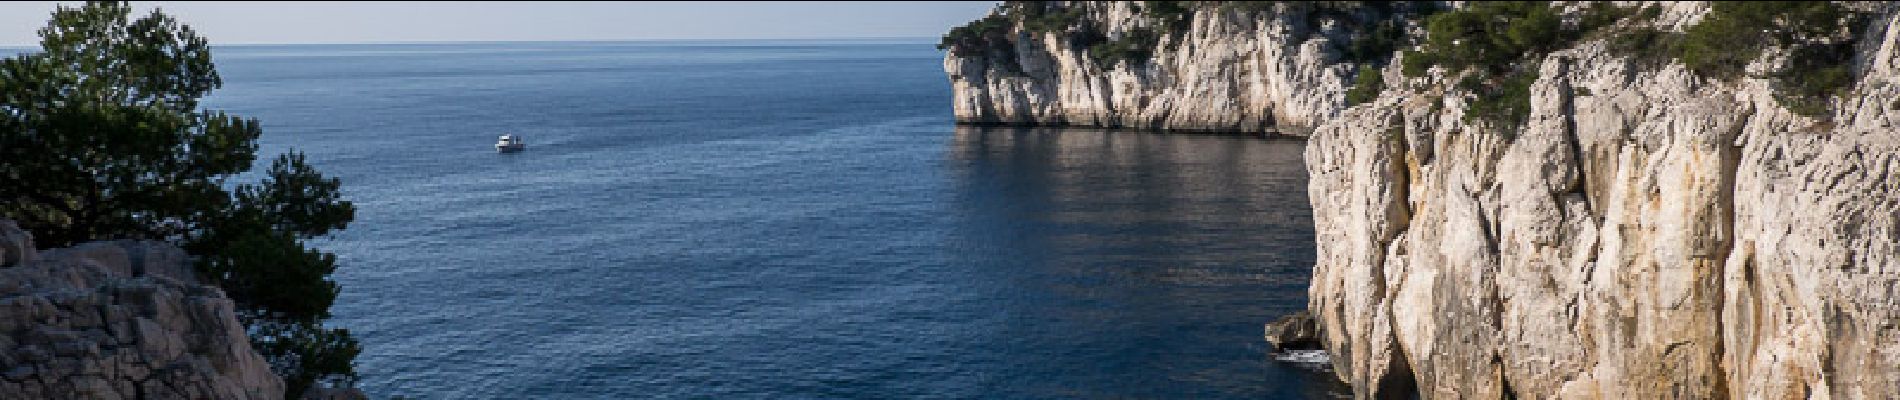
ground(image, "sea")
xmin=196 ymin=39 xmax=1341 ymax=399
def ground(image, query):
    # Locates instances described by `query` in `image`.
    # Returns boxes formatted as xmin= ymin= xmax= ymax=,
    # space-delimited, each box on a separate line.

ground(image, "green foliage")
xmin=1216 ymin=1 xmax=1278 ymax=15
xmin=197 ymin=228 xmax=339 ymax=323
xmin=1576 ymin=1 xmax=1637 ymax=33
xmin=1409 ymin=1 xmax=1567 ymax=132
xmin=1062 ymin=1 xmax=1189 ymax=69
xmin=937 ymin=13 xmax=1012 ymax=55
xmin=1405 ymin=1 xmax=1631 ymax=133
xmin=1400 ymin=50 xmax=1434 ymax=77
xmin=235 ymin=152 xmax=354 ymax=238
xmin=1636 ymin=4 xmax=1664 ymax=21
xmin=1772 ymin=41 xmax=1857 ymax=118
xmin=1460 ymin=68 xmax=1540 ymax=133
xmin=192 ymin=153 xmax=353 ymax=324
xmin=1018 ymin=2 xmax=1086 ymax=33
xmin=253 ymin=322 xmax=361 ymax=399
xmin=1141 ymin=1 xmax=1193 ymax=33
xmin=1 ymin=0 xmax=239 ymax=248
xmin=1345 ymin=65 xmax=1385 ymax=106
xmin=1342 ymin=19 xmax=1408 ymax=65
xmin=1 ymin=2 xmax=359 ymax=397
xmin=944 ymin=1 xmax=1439 ymax=70
xmin=935 ymin=2 xmax=1154 ymax=69
xmin=1088 ymin=28 xmax=1160 ymax=67
xmin=1678 ymin=1 xmax=1855 ymax=79
xmin=1607 ymin=27 xmax=1683 ymax=68
xmin=1248 ymin=1 xmax=1442 ymax=65
xmin=1668 ymin=1 xmax=1867 ymax=117
xmin=1418 ymin=1 xmax=1568 ymax=73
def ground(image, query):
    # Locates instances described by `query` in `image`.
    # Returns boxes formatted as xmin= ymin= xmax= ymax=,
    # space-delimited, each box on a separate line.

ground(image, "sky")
xmin=0 ymin=1 xmax=1000 ymax=46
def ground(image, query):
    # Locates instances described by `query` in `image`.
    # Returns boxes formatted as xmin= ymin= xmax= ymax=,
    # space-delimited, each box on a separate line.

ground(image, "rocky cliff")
xmin=0 ymin=220 xmax=285 ymax=399
xmin=1306 ymin=3 xmax=1900 ymax=398
xmin=948 ymin=1 xmax=1900 ymax=399
xmin=942 ymin=2 xmax=1425 ymax=133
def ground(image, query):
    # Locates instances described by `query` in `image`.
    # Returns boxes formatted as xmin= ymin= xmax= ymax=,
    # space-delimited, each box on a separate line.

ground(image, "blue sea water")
xmin=201 ymin=39 xmax=1339 ymax=399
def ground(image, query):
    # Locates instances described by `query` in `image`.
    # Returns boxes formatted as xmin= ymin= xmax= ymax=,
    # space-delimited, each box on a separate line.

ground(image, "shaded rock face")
xmin=0 ymin=220 xmax=284 ymax=399
xmin=1305 ymin=4 xmax=1900 ymax=400
xmin=1264 ymin=310 xmax=1323 ymax=351
xmin=943 ymin=2 xmax=1393 ymax=133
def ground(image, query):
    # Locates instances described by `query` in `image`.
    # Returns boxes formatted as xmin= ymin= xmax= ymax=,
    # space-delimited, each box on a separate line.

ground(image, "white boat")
xmin=496 ymin=134 xmax=525 ymax=153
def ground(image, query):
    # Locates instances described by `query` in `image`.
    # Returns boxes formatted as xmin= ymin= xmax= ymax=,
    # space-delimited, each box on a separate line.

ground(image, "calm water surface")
xmin=202 ymin=40 xmax=1339 ymax=399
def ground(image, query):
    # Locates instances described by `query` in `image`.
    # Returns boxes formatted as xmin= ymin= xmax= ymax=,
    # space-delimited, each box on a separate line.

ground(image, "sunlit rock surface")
xmin=1305 ymin=4 xmax=1900 ymax=399
xmin=943 ymin=2 xmax=1372 ymax=133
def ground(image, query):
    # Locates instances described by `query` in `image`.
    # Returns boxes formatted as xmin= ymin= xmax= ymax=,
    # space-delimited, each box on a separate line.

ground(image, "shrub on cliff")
xmin=1401 ymin=1 xmax=1621 ymax=134
xmin=1219 ymin=1 xmax=1441 ymax=66
xmin=1345 ymin=65 xmax=1385 ymax=106
xmin=1018 ymin=2 xmax=1087 ymax=34
xmin=0 ymin=1 xmax=359 ymax=397
xmin=1680 ymin=1 xmax=1867 ymax=118
xmin=1140 ymin=1 xmax=1192 ymax=33
xmin=1088 ymin=28 xmax=1161 ymax=67
xmin=1601 ymin=1 xmax=1867 ymax=118
xmin=938 ymin=13 xmax=1012 ymax=56
xmin=1677 ymin=2 xmax=1855 ymax=79
xmin=939 ymin=2 xmax=1086 ymax=57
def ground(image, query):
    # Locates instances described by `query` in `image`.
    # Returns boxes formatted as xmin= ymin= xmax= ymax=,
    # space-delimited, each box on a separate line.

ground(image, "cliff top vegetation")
xmin=941 ymin=1 xmax=1877 ymax=122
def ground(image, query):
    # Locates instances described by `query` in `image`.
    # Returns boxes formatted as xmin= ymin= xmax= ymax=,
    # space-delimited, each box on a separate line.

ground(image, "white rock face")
xmin=0 ymin=220 xmax=285 ymax=399
xmin=943 ymin=2 xmax=1366 ymax=133
xmin=1305 ymin=4 xmax=1900 ymax=399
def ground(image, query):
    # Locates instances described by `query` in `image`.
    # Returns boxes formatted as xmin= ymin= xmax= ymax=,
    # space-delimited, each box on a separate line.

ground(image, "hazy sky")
xmin=1 ymin=1 xmax=999 ymax=46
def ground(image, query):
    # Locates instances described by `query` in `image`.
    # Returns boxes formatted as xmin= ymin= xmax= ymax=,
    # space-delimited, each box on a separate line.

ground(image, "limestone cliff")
xmin=1305 ymin=3 xmax=1900 ymax=398
xmin=0 ymin=220 xmax=285 ymax=399
xmin=942 ymin=2 xmax=1429 ymax=133
xmin=945 ymin=1 xmax=1900 ymax=399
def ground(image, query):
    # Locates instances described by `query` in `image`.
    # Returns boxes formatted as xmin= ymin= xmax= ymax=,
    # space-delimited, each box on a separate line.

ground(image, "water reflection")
xmin=943 ymin=126 xmax=1343 ymax=398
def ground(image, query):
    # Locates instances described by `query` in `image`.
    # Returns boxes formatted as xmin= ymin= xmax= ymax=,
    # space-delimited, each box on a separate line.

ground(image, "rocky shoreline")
xmin=945 ymin=2 xmax=1900 ymax=398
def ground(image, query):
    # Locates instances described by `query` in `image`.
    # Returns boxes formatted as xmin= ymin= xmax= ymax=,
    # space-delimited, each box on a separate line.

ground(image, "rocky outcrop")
xmin=0 ymin=220 xmax=285 ymax=399
xmin=944 ymin=1 xmax=1899 ymax=398
xmin=1304 ymin=3 xmax=1900 ymax=399
xmin=1264 ymin=310 xmax=1323 ymax=351
xmin=943 ymin=2 xmax=1413 ymax=133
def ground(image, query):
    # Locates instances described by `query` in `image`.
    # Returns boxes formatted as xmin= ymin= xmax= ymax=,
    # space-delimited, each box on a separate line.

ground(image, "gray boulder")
xmin=0 ymin=220 xmax=284 ymax=399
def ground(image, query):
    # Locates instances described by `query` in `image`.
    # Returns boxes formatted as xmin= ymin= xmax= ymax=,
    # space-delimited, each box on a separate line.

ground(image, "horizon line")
xmin=0 ymin=35 xmax=945 ymax=49
xmin=0 ymin=35 xmax=950 ymax=48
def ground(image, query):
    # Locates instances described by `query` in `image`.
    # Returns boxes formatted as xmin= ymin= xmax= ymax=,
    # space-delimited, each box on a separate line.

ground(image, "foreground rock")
xmin=0 ymin=220 xmax=285 ymax=399
xmin=1263 ymin=311 xmax=1322 ymax=351
xmin=1304 ymin=4 xmax=1900 ymax=399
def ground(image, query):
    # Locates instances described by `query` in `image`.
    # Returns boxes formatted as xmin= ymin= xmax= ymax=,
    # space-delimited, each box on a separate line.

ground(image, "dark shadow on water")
xmin=943 ymin=125 xmax=1349 ymax=399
